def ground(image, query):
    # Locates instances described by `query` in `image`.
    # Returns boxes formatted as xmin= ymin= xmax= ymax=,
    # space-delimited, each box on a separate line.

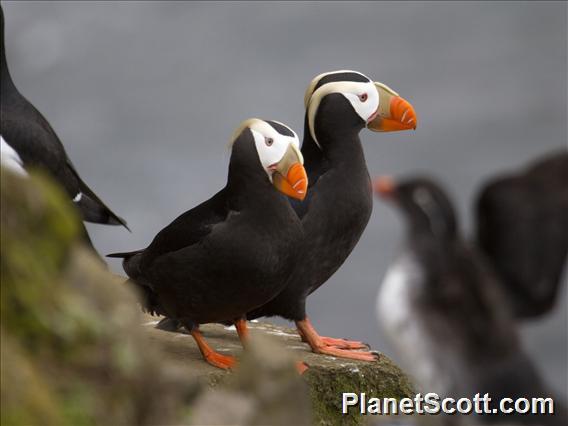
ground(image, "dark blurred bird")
xmin=476 ymin=151 xmax=568 ymax=318
xmin=0 ymin=6 xmax=128 ymax=246
xmin=246 ymin=70 xmax=417 ymax=361
xmin=375 ymin=176 xmax=566 ymax=425
xmin=109 ymin=119 xmax=308 ymax=369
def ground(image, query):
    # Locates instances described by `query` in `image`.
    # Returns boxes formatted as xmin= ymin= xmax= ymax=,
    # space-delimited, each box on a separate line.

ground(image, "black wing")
xmin=107 ymin=188 xmax=228 ymax=316
xmin=475 ymin=151 xmax=568 ymax=318
xmin=138 ymin=188 xmax=229 ymax=269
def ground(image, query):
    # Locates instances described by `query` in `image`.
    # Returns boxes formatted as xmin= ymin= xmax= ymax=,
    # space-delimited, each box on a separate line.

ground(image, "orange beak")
xmin=373 ymin=176 xmax=396 ymax=198
xmin=273 ymin=163 xmax=308 ymax=200
xmin=367 ymin=82 xmax=417 ymax=132
xmin=272 ymin=143 xmax=308 ymax=200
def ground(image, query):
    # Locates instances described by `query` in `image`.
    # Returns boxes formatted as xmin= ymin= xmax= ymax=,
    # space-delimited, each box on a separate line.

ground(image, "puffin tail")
xmin=107 ymin=250 xmax=165 ymax=317
xmin=107 ymin=249 xmax=143 ymax=279
xmin=106 ymin=250 xmax=139 ymax=259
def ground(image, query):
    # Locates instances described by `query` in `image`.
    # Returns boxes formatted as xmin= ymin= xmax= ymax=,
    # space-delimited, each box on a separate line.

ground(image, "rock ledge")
xmin=143 ymin=314 xmax=414 ymax=425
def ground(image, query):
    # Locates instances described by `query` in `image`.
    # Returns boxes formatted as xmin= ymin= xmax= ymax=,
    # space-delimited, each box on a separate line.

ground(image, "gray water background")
xmin=3 ymin=1 xmax=566 ymax=398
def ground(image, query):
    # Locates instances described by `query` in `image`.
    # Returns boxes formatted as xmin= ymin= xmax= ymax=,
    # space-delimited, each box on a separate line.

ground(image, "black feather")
xmin=1 ymin=5 xmax=128 ymax=230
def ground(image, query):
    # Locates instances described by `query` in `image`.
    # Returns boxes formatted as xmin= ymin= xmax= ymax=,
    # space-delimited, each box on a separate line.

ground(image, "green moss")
xmin=304 ymin=356 xmax=414 ymax=425
xmin=0 ymin=332 xmax=62 ymax=426
xmin=58 ymin=383 xmax=98 ymax=426
xmin=1 ymin=170 xmax=81 ymax=352
xmin=1 ymin=171 xmax=195 ymax=425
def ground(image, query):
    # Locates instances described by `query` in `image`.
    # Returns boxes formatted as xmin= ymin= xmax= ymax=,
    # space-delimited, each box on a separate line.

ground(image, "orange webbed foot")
xmin=204 ymin=351 xmax=237 ymax=369
xmin=312 ymin=345 xmax=378 ymax=362
xmin=303 ymin=335 xmax=369 ymax=350
xmin=296 ymin=317 xmax=378 ymax=362
xmin=190 ymin=328 xmax=237 ymax=370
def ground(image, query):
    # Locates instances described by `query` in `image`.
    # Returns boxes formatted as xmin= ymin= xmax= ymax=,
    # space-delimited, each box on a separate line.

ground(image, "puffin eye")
xmin=359 ymin=93 xmax=368 ymax=102
xmin=265 ymin=137 xmax=274 ymax=146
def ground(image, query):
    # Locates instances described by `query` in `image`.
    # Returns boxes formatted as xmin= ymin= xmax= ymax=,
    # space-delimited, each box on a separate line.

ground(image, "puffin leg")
xmin=297 ymin=317 xmax=369 ymax=349
xmin=296 ymin=318 xmax=378 ymax=362
xmin=296 ymin=361 xmax=309 ymax=375
xmin=235 ymin=318 xmax=309 ymax=374
xmin=234 ymin=318 xmax=249 ymax=348
xmin=189 ymin=326 xmax=236 ymax=369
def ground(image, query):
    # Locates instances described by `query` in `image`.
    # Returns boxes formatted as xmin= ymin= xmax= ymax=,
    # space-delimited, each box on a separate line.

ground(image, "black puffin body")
xmin=109 ymin=119 xmax=307 ymax=369
xmin=247 ymin=70 xmax=417 ymax=360
xmin=249 ymin=95 xmax=373 ymax=320
xmin=0 ymin=6 xmax=127 ymax=231
xmin=376 ymin=178 xmax=566 ymax=425
xmin=476 ymin=151 xmax=568 ymax=318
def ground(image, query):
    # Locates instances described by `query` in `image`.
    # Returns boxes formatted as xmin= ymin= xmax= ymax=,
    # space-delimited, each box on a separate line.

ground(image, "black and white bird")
xmin=0 ymin=6 xmax=127 ymax=236
xmin=476 ymin=151 xmax=568 ymax=318
xmin=109 ymin=119 xmax=308 ymax=369
xmin=246 ymin=70 xmax=417 ymax=361
xmin=375 ymin=176 xmax=566 ymax=425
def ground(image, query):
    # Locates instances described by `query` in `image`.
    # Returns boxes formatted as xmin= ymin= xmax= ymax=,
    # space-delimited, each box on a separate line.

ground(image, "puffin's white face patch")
xmin=307 ymin=79 xmax=379 ymax=147
xmin=230 ymin=119 xmax=301 ymax=180
xmin=1 ymin=135 xmax=28 ymax=177
xmin=341 ymin=81 xmax=380 ymax=121
xmin=247 ymin=120 xmax=301 ymax=181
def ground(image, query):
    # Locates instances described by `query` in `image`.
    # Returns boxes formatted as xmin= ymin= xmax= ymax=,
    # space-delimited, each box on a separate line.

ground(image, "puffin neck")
xmin=406 ymin=218 xmax=459 ymax=245
xmin=225 ymin=140 xmax=279 ymax=209
xmin=1 ymin=17 xmax=17 ymax=97
xmin=305 ymin=116 xmax=367 ymax=170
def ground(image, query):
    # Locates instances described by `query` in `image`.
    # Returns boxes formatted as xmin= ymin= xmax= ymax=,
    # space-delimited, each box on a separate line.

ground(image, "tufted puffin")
xmin=246 ymin=70 xmax=417 ymax=361
xmin=0 ymin=6 xmax=128 ymax=237
xmin=476 ymin=151 xmax=568 ymax=319
xmin=109 ymin=119 xmax=308 ymax=369
xmin=374 ymin=177 xmax=567 ymax=425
